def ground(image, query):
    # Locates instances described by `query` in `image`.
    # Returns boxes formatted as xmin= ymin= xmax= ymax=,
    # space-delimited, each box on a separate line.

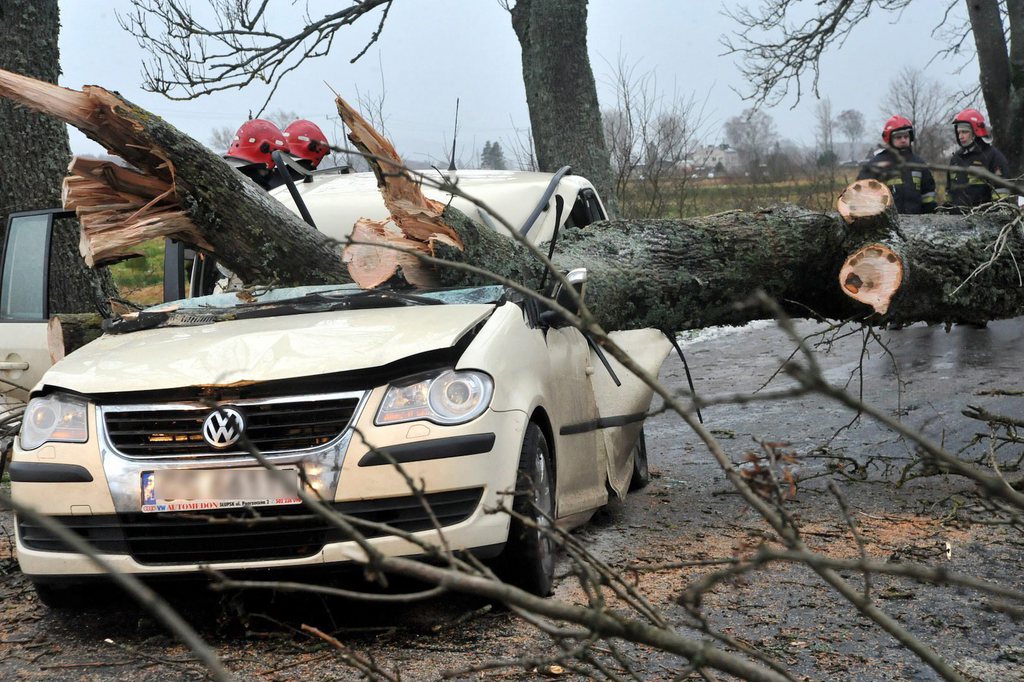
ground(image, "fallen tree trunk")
xmin=1 ymin=68 xmax=1022 ymax=332
xmin=336 ymin=90 xmax=1024 ymax=329
xmin=427 ymin=206 xmax=1024 ymax=330
xmin=334 ymin=95 xmax=1024 ymax=330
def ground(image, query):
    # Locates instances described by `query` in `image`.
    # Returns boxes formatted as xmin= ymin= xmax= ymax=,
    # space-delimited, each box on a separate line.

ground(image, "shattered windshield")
xmin=104 ymin=284 xmax=507 ymax=334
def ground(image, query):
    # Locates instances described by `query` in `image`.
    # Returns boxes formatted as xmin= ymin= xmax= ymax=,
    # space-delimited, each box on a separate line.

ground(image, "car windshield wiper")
xmin=302 ymin=289 xmax=445 ymax=307
xmin=104 ymin=288 xmax=445 ymax=334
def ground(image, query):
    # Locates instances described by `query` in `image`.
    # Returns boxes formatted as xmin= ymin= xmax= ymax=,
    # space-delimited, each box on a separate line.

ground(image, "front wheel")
xmin=498 ymin=422 xmax=556 ymax=596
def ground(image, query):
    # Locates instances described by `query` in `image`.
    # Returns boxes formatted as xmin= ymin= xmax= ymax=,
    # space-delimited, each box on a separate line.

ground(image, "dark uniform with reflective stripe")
xmin=947 ymin=140 xmax=1011 ymax=208
xmin=857 ymin=148 xmax=937 ymax=214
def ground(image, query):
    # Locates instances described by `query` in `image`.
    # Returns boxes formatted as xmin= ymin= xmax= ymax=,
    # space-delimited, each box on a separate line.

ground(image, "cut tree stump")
xmin=836 ymin=179 xmax=906 ymax=315
xmin=47 ymin=313 xmax=104 ymax=361
xmin=839 ymin=244 xmax=904 ymax=315
xmin=837 ymin=178 xmax=897 ymax=232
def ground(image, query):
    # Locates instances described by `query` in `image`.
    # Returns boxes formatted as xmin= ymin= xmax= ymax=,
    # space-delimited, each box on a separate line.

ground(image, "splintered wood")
xmin=838 ymin=243 xmax=903 ymax=314
xmin=343 ymin=219 xmax=428 ymax=288
xmin=63 ymin=158 xmax=203 ymax=266
xmin=0 ymin=66 xmax=348 ymax=286
xmin=0 ymin=68 xmax=204 ymax=266
xmin=334 ymin=94 xmax=463 ymax=288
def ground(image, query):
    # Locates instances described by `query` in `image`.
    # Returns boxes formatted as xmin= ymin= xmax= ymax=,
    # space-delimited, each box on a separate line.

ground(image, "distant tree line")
xmin=480 ymin=140 xmax=508 ymax=170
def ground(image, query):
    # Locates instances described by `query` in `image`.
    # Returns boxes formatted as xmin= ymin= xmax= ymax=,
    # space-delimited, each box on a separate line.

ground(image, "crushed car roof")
xmin=269 ymin=169 xmax=599 ymax=245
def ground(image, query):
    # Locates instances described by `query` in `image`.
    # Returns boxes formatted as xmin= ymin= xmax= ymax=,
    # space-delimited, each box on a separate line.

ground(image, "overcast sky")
xmin=57 ymin=1 xmax=977 ymax=165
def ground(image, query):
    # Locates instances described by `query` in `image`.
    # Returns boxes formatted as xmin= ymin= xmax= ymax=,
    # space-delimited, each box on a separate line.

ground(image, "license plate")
xmin=141 ymin=468 xmax=301 ymax=513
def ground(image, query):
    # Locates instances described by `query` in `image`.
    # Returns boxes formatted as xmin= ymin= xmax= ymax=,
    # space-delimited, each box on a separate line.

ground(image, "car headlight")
xmin=376 ymin=369 xmax=493 ymax=426
xmin=19 ymin=393 xmax=89 ymax=450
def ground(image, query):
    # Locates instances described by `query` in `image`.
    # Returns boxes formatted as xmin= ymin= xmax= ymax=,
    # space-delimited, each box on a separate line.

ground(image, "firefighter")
xmin=223 ymin=119 xmax=289 ymax=190
xmin=857 ymin=115 xmax=936 ymax=214
xmin=283 ymin=119 xmax=331 ymax=171
xmin=947 ymin=108 xmax=1011 ymax=209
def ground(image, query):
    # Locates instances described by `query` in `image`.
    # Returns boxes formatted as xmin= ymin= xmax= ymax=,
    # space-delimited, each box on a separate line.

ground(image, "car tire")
xmin=628 ymin=429 xmax=650 ymax=491
xmin=500 ymin=422 xmax=556 ymax=596
xmin=0 ymin=441 xmax=9 ymax=483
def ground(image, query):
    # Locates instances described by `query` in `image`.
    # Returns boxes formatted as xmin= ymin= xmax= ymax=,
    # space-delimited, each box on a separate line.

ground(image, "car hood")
xmin=40 ymin=304 xmax=495 ymax=395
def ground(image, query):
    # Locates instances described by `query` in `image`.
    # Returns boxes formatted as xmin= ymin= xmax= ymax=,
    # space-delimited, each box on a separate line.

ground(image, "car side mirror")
xmin=540 ymin=267 xmax=588 ymax=326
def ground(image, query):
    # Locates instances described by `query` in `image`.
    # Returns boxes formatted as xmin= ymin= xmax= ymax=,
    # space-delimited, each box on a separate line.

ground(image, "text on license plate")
xmin=141 ymin=468 xmax=301 ymax=512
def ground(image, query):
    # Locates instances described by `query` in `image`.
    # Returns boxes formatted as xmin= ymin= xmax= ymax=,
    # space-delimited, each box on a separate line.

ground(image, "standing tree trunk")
xmin=966 ymin=0 xmax=1024 ymax=174
xmin=510 ymin=0 xmax=617 ymax=214
xmin=0 ymin=0 xmax=116 ymax=316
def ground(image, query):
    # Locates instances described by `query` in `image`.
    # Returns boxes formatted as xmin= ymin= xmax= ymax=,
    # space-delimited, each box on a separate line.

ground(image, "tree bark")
xmin=966 ymin=0 xmax=1024 ymax=173
xmin=0 ymin=0 xmax=116 ymax=317
xmin=510 ymin=0 xmax=617 ymax=214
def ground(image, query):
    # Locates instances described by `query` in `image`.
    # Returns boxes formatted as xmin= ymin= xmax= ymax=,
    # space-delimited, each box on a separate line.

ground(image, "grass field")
xmin=108 ymin=238 xmax=167 ymax=306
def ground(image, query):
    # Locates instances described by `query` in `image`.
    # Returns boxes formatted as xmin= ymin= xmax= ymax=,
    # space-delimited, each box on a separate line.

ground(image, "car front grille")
xmin=17 ymin=488 xmax=484 ymax=565
xmin=101 ymin=393 xmax=361 ymax=458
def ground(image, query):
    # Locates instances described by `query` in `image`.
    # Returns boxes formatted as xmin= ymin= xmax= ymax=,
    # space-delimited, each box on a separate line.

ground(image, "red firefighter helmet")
xmin=226 ymin=119 xmax=287 ymax=168
xmin=953 ymin=108 xmax=989 ymax=138
xmin=882 ymin=115 xmax=914 ymax=145
xmin=283 ymin=119 xmax=330 ymax=168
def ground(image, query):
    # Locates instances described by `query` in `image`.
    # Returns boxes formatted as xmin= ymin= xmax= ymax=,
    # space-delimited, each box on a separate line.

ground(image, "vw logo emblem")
xmin=202 ymin=407 xmax=245 ymax=449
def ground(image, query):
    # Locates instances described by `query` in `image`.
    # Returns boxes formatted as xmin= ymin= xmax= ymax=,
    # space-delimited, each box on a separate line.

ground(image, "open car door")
xmin=590 ymin=328 xmax=672 ymax=497
xmin=0 ymin=211 xmax=69 ymax=405
xmin=544 ymin=268 xmax=671 ymax=498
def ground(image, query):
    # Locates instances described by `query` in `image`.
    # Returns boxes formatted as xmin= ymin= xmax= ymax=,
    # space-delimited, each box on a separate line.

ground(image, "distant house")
xmin=635 ymin=143 xmax=744 ymax=178
xmin=685 ymin=144 xmax=742 ymax=177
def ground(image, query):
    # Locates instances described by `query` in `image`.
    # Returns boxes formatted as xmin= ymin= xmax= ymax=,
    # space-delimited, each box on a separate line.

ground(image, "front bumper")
xmin=13 ymin=405 xmax=527 ymax=579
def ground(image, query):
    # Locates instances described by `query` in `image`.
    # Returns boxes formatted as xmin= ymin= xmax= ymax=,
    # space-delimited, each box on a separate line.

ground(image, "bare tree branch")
xmin=118 ymin=0 xmax=393 ymax=114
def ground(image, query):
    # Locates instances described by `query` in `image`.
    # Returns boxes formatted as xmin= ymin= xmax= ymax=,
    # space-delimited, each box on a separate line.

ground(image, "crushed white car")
xmin=3 ymin=167 xmax=671 ymax=605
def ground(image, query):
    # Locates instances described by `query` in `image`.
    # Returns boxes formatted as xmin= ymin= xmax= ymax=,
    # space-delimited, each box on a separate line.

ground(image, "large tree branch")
xmin=0 ymin=67 xmax=349 ymax=285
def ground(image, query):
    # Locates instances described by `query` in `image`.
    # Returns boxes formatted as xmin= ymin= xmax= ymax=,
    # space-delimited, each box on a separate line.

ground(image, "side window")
xmin=567 ymin=194 xmax=591 ymax=228
xmin=565 ymin=189 xmax=605 ymax=229
xmin=0 ymin=213 xmax=51 ymax=320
